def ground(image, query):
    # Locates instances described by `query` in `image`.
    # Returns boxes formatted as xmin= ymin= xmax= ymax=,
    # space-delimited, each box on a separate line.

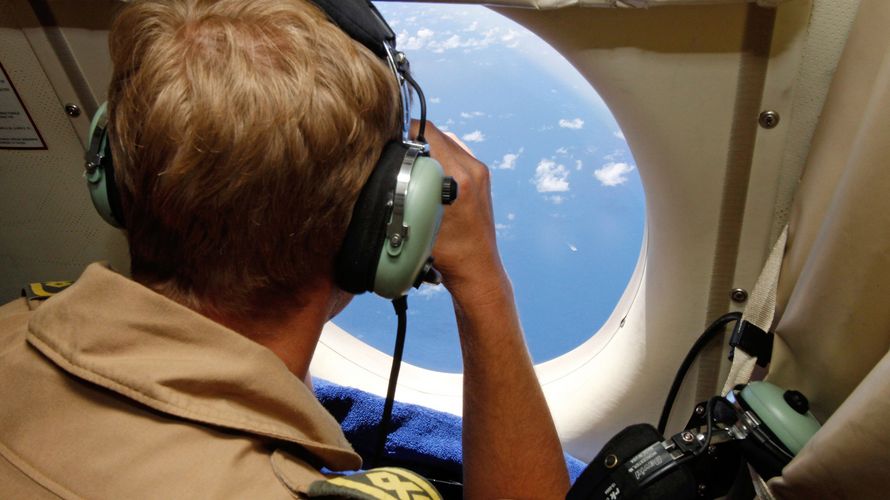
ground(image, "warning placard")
xmin=0 ymin=62 xmax=46 ymax=150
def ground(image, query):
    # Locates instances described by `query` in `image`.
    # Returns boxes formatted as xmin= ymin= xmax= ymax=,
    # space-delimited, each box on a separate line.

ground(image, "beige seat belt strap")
xmin=721 ymin=224 xmax=788 ymax=396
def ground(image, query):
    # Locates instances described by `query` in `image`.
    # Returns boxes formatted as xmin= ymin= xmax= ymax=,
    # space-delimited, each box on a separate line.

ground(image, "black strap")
xmin=308 ymin=0 xmax=396 ymax=59
xmin=729 ymin=320 xmax=774 ymax=367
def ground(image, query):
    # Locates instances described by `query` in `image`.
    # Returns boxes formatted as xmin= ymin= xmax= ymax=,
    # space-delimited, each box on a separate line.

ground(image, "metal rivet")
xmin=64 ymin=103 xmax=81 ymax=117
xmin=694 ymin=405 xmax=705 ymax=416
xmin=730 ymin=288 xmax=748 ymax=303
xmin=604 ymin=454 xmax=619 ymax=469
xmin=681 ymin=431 xmax=695 ymax=443
xmin=390 ymin=234 xmax=403 ymax=247
xmin=758 ymin=110 xmax=780 ymax=129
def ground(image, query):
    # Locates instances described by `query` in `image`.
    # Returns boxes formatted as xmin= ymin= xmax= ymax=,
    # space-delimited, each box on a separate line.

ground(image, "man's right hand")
xmin=414 ymin=122 xmax=508 ymax=304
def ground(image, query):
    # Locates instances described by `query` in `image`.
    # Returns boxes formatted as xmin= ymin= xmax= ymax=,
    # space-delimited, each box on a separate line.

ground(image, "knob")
xmin=413 ymin=257 xmax=442 ymax=288
xmin=783 ymin=390 xmax=810 ymax=415
xmin=441 ymin=177 xmax=458 ymax=205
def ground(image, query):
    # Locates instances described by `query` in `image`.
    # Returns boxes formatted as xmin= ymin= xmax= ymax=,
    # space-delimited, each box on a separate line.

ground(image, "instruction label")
xmin=0 ymin=62 xmax=46 ymax=149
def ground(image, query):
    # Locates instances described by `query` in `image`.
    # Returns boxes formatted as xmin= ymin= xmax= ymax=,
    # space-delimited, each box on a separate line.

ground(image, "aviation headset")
xmin=85 ymin=0 xmax=456 ymax=299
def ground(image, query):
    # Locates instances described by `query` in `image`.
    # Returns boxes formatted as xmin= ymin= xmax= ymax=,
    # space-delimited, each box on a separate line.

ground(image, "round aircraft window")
xmin=332 ymin=3 xmax=645 ymax=373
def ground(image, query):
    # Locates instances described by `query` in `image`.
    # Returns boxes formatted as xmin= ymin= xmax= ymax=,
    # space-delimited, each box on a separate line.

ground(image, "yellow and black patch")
xmin=306 ymin=467 xmax=442 ymax=500
xmin=22 ymin=281 xmax=74 ymax=301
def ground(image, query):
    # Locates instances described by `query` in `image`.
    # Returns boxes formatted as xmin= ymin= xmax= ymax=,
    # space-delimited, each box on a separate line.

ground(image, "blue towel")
xmin=314 ymin=378 xmax=586 ymax=483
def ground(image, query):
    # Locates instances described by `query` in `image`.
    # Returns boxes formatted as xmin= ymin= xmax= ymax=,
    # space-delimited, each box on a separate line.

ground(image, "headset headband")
xmin=308 ymin=0 xmax=396 ymax=58
xmin=309 ymin=0 xmax=418 ymax=144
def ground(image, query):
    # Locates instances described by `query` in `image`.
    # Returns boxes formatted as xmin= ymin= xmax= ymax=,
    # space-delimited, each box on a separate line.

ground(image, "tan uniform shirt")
xmin=0 ymin=263 xmax=361 ymax=499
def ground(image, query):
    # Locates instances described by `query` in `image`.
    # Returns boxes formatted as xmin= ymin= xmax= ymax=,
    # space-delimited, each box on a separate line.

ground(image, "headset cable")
xmin=372 ymin=295 xmax=409 ymax=468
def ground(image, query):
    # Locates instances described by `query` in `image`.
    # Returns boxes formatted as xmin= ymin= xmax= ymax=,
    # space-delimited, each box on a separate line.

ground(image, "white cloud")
xmin=429 ymin=34 xmax=462 ymax=53
xmin=460 ymin=111 xmax=486 ymax=119
xmin=501 ymin=29 xmax=520 ymax=48
xmin=594 ymin=162 xmax=635 ymax=187
xmin=547 ymin=195 xmax=566 ymax=204
xmin=397 ymin=28 xmax=433 ymax=50
xmin=533 ymin=159 xmax=570 ymax=193
xmin=603 ymin=149 xmax=624 ymax=161
xmin=555 ymin=147 xmax=569 ymax=156
xmin=559 ymin=118 xmax=585 ymax=130
xmin=396 ymin=23 xmax=521 ymax=54
xmin=415 ymin=284 xmax=446 ymax=298
xmin=567 ymin=243 xmax=578 ymax=252
xmin=613 ymin=130 xmax=626 ymax=140
xmin=429 ymin=97 xmax=441 ymax=104
xmin=575 ymin=160 xmax=583 ymax=171
xmin=462 ymin=130 xmax=485 ymax=143
xmin=493 ymin=148 xmax=523 ymax=170
xmin=507 ymin=212 xmax=516 ymax=221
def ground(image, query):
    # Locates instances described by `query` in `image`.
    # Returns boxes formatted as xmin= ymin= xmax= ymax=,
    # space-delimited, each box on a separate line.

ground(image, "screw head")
xmin=730 ymin=288 xmax=749 ymax=303
xmin=759 ymin=110 xmax=780 ymax=129
xmin=695 ymin=405 xmax=706 ymax=416
xmin=681 ymin=431 xmax=695 ymax=443
xmin=390 ymin=234 xmax=403 ymax=247
xmin=64 ymin=103 xmax=81 ymax=117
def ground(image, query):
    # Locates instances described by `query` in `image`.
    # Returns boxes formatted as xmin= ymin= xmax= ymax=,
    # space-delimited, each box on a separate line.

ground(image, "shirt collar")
xmin=26 ymin=263 xmax=361 ymax=471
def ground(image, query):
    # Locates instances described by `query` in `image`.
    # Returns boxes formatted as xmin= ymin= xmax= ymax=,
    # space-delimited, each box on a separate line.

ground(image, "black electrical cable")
xmin=656 ymin=312 xmax=742 ymax=435
xmin=372 ymin=295 xmax=409 ymax=468
xmin=404 ymin=72 xmax=427 ymax=144
xmin=694 ymin=396 xmax=723 ymax=458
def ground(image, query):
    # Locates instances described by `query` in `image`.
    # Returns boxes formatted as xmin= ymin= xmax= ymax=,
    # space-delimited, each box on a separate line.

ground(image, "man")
xmin=0 ymin=0 xmax=569 ymax=498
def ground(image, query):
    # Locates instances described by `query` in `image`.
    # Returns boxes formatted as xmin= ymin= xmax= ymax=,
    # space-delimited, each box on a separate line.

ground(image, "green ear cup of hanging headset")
xmin=740 ymin=381 xmax=821 ymax=455
xmin=373 ymin=155 xmax=445 ymax=299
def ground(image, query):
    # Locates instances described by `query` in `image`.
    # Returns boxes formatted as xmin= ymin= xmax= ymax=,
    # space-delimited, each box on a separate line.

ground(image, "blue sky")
xmin=333 ymin=3 xmax=646 ymax=372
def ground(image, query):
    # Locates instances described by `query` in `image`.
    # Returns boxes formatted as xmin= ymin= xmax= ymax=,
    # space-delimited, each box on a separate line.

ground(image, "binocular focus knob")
xmin=441 ymin=177 xmax=458 ymax=205
xmin=413 ymin=257 xmax=442 ymax=288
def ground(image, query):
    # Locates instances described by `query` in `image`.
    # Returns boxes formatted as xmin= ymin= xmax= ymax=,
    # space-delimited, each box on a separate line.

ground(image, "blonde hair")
xmin=107 ymin=0 xmax=401 ymax=316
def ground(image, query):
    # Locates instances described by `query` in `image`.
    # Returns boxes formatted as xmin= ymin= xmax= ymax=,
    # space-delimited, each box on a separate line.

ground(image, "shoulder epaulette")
xmin=306 ymin=467 xmax=442 ymax=500
xmin=22 ymin=281 xmax=74 ymax=301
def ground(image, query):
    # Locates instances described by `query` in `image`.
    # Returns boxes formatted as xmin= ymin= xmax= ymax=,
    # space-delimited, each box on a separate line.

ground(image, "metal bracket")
xmin=385 ymin=146 xmax=420 ymax=251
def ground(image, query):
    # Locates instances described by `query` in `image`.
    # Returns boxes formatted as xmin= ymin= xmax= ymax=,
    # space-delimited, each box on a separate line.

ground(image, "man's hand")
xmin=418 ymin=123 xmax=506 ymax=302
xmin=413 ymin=121 xmax=570 ymax=499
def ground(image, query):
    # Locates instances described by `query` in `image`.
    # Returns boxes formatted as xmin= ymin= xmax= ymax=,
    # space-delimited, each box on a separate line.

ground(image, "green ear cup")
xmin=85 ymin=102 xmax=123 ymax=228
xmin=373 ymin=155 xmax=445 ymax=299
xmin=741 ymin=381 xmax=821 ymax=455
